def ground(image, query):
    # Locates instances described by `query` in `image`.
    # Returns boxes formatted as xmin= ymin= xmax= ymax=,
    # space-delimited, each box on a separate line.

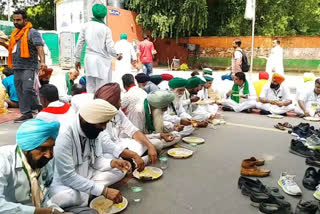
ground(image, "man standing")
xmin=231 ymin=39 xmax=243 ymax=77
xmin=256 ymin=73 xmax=294 ymax=115
xmin=223 ymin=72 xmax=257 ymax=113
xmin=265 ymin=40 xmax=284 ymax=78
xmin=296 ymin=78 xmax=320 ymax=117
xmin=114 ymin=33 xmax=137 ymax=84
xmin=139 ymin=34 xmax=156 ymax=76
xmin=75 ymin=4 xmax=122 ymax=93
xmin=0 ymin=10 xmax=47 ymax=122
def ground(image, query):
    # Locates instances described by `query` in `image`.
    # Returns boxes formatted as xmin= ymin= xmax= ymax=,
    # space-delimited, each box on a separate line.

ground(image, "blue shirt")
xmin=2 ymin=75 xmax=18 ymax=102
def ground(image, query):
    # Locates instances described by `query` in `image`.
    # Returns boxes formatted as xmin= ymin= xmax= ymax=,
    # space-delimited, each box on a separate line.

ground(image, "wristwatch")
xmin=51 ymin=208 xmax=55 ymax=214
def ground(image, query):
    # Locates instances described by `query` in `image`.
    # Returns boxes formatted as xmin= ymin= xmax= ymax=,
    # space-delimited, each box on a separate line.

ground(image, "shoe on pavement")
xmin=14 ymin=114 xmax=33 ymax=123
xmin=303 ymin=167 xmax=319 ymax=191
xmin=241 ymin=157 xmax=265 ymax=168
xmin=295 ymin=200 xmax=318 ymax=214
xmin=259 ymin=200 xmax=292 ymax=214
xmin=306 ymin=157 xmax=320 ymax=168
xmin=289 ymin=139 xmax=314 ymax=158
xmin=278 ymin=172 xmax=302 ymax=196
xmin=306 ymin=135 xmax=320 ymax=150
xmin=241 ymin=166 xmax=270 ymax=177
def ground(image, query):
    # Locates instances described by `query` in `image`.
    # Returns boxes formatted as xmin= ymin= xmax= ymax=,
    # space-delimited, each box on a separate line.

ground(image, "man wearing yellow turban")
xmin=257 ymin=73 xmax=294 ymax=115
xmin=50 ymin=99 xmax=131 ymax=209
xmin=75 ymin=4 xmax=122 ymax=93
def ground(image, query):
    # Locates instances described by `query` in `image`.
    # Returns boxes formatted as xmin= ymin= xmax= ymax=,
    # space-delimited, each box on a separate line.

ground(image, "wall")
xmin=107 ymin=6 xmax=143 ymax=42
xmin=155 ymin=36 xmax=320 ymax=72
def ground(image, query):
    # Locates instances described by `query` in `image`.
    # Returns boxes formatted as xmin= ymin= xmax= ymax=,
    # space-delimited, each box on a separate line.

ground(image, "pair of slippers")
xmin=274 ymin=122 xmax=293 ymax=131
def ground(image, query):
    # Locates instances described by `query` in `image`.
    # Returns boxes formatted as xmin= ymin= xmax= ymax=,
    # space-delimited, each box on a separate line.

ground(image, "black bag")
xmin=235 ymin=50 xmax=250 ymax=72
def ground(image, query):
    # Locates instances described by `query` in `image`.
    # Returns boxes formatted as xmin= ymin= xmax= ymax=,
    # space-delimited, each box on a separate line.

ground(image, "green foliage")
xmin=127 ymin=0 xmax=208 ymax=38
xmin=26 ymin=0 xmax=54 ymax=30
xmin=204 ymin=0 xmax=320 ymax=36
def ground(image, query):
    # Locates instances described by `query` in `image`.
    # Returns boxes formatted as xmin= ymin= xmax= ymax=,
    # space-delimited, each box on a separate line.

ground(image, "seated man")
xmin=296 ymin=78 xmax=320 ymax=117
xmin=79 ymin=76 xmax=87 ymax=89
xmin=197 ymin=75 xmax=219 ymax=116
xmin=37 ymin=84 xmax=75 ymax=131
xmin=135 ymin=73 xmax=159 ymax=94
xmin=51 ymin=69 xmax=80 ymax=102
xmin=164 ymin=77 xmax=194 ymax=135
xmin=121 ymin=74 xmax=148 ymax=131
xmin=183 ymin=76 xmax=211 ymax=123
xmin=70 ymin=84 xmax=94 ymax=113
xmin=223 ymin=72 xmax=257 ymax=113
xmin=0 ymin=119 xmax=77 ymax=213
xmin=50 ymin=99 xmax=130 ymax=209
xmin=39 ymin=68 xmax=53 ymax=86
xmin=144 ymin=90 xmax=181 ymax=148
xmin=253 ymin=72 xmax=269 ymax=99
xmin=2 ymin=67 xmax=19 ymax=108
xmin=94 ymin=83 xmax=158 ymax=164
xmin=256 ymin=73 xmax=294 ymax=115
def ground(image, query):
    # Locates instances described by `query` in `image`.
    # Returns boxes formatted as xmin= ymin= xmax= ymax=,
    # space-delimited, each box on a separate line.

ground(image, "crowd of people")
xmin=0 ymin=3 xmax=319 ymax=214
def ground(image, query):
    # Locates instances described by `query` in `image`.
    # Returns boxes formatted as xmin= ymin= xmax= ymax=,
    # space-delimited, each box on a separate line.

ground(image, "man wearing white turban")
xmin=50 ymin=99 xmax=131 ymax=210
xmin=0 ymin=119 xmax=75 ymax=214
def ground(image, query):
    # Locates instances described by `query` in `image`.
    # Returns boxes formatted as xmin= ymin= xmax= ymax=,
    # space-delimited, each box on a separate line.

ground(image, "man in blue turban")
xmin=0 ymin=119 xmax=66 ymax=213
xmin=75 ymin=4 xmax=122 ymax=93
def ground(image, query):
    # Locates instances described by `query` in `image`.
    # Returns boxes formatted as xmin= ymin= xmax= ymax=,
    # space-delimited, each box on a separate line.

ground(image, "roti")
xmin=92 ymin=198 xmax=113 ymax=214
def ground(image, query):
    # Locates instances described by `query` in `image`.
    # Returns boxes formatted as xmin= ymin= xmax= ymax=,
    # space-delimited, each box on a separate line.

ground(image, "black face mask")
xmin=270 ymin=83 xmax=280 ymax=90
xmin=80 ymin=122 xmax=103 ymax=139
xmin=26 ymin=151 xmax=50 ymax=169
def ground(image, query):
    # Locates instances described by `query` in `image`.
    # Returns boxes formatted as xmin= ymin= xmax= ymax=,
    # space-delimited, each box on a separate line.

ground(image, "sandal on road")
xmin=274 ymin=123 xmax=286 ymax=131
xmin=282 ymin=122 xmax=293 ymax=129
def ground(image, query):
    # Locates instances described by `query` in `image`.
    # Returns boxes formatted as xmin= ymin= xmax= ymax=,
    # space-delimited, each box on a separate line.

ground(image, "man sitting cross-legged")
xmin=222 ymin=72 xmax=257 ymax=113
xmin=256 ymin=73 xmax=294 ymax=115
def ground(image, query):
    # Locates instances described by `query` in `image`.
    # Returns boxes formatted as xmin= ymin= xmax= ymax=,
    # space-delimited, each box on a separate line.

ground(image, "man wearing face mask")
xmin=164 ymin=77 xmax=194 ymax=135
xmin=50 ymin=99 xmax=131 ymax=210
xmin=257 ymin=73 xmax=294 ymax=115
xmin=94 ymin=83 xmax=159 ymax=165
xmin=0 ymin=119 xmax=73 ymax=214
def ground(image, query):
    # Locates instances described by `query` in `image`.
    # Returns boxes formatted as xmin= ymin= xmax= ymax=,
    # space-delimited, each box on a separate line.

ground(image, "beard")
xmin=270 ymin=83 xmax=280 ymax=90
xmin=26 ymin=151 xmax=50 ymax=169
xmin=80 ymin=122 xmax=103 ymax=139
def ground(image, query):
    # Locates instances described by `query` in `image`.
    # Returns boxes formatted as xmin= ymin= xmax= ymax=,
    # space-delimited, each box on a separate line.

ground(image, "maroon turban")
xmin=94 ymin=83 xmax=121 ymax=107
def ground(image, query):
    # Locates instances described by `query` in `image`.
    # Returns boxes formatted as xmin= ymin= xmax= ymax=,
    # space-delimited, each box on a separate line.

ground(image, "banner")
xmin=244 ymin=0 xmax=255 ymax=20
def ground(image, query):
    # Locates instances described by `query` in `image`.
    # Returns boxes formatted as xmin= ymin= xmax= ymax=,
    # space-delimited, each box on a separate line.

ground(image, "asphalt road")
xmin=1 ymin=112 xmax=318 ymax=213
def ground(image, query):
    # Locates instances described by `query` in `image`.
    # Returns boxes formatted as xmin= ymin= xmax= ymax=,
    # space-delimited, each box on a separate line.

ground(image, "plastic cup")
xmin=131 ymin=186 xmax=143 ymax=203
xmin=190 ymin=143 xmax=198 ymax=153
xmin=159 ymin=156 xmax=168 ymax=170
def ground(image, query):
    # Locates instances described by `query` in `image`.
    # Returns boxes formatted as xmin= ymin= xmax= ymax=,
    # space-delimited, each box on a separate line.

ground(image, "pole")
xmin=7 ymin=0 xmax=10 ymax=21
xmin=250 ymin=0 xmax=256 ymax=73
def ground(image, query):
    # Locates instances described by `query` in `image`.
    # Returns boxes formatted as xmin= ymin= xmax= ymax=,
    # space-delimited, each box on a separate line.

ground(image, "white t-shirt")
xmin=259 ymin=84 xmax=291 ymax=101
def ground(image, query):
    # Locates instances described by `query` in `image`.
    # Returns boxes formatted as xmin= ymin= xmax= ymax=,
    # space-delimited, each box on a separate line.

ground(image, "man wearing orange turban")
xmin=256 ymin=73 xmax=294 ymax=115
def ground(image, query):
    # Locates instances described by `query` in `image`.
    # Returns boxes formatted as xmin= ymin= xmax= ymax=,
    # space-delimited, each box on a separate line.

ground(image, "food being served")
xmin=92 ymin=198 xmax=113 ymax=214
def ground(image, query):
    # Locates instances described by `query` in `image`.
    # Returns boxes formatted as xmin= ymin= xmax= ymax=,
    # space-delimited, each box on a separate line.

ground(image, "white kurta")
xmin=114 ymin=40 xmax=137 ymax=84
xmin=49 ymin=73 xmax=71 ymax=103
xmin=121 ymin=85 xmax=147 ymax=132
xmin=36 ymin=100 xmax=75 ymax=133
xmin=256 ymin=84 xmax=294 ymax=114
xmin=223 ymin=82 xmax=257 ymax=113
xmin=197 ymin=88 xmax=219 ymax=115
xmin=75 ymin=21 xmax=118 ymax=93
xmin=266 ymin=46 xmax=284 ymax=77
xmin=50 ymin=115 xmax=124 ymax=208
xmin=70 ymin=93 xmax=94 ymax=113
xmin=0 ymin=145 xmax=63 ymax=214
xmin=296 ymin=88 xmax=320 ymax=116
xmin=182 ymin=90 xmax=210 ymax=121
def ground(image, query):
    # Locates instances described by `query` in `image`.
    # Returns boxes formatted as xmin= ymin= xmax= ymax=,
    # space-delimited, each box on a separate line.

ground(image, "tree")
xmin=127 ymin=0 xmax=208 ymax=38
xmin=26 ymin=0 xmax=54 ymax=30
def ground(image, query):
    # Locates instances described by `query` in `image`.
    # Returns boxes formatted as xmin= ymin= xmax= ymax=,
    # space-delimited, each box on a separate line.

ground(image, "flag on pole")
xmin=245 ymin=0 xmax=255 ymax=20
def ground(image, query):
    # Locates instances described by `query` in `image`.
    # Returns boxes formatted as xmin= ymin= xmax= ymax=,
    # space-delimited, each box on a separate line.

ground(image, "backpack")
xmin=235 ymin=50 xmax=250 ymax=72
